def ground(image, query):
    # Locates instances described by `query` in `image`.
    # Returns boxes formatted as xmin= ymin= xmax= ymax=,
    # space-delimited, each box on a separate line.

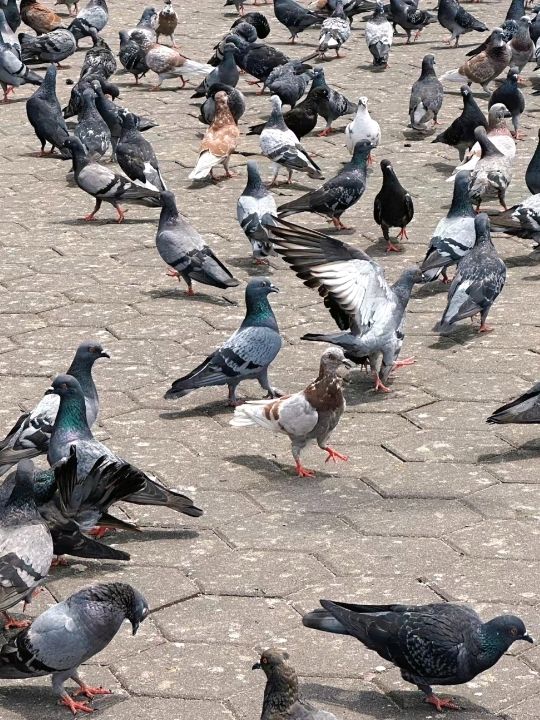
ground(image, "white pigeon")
xmin=365 ymin=1 xmax=393 ymax=68
xmin=345 ymin=97 xmax=381 ymax=162
xmin=318 ymin=0 xmax=351 ymax=58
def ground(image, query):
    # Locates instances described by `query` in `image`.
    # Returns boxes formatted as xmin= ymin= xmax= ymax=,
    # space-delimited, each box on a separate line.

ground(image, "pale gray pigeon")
xmin=236 ymin=160 xmax=277 ymax=263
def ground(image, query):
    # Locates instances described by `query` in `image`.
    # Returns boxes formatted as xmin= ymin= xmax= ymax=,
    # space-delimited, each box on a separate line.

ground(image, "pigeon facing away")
xmin=74 ymin=87 xmax=111 ymax=161
xmin=237 ymin=160 xmax=278 ymax=263
xmin=116 ymin=112 xmax=167 ymax=192
xmin=156 ymin=0 xmax=178 ymax=46
xmin=0 ymin=583 xmax=149 ymax=714
xmin=19 ymin=28 xmax=76 ymax=65
xmin=199 ymin=82 xmax=245 ymax=125
xmin=232 ymin=11 xmax=271 ymax=39
xmin=79 ymin=36 xmax=116 ymax=79
xmin=432 ymin=85 xmax=487 ymax=161
xmin=435 ymin=213 xmax=506 ymax=334
xmin=63 ymin=136 xmax=162 ymax=223
xmin=468 ymin=126 xmax=513 ymax=211
xmin=273 ymin=0 xmax=324 ymax=42
xmin=19 ymin=0 xmax=61 ymax=35
xmin=253 ymin=648 xmax=339 ymax=719
xmin=526 ymin=129 xmax=540 ymax=194
xmin=0 ymin=39 xmax=42 ymax=102
xmin=310 ymin=66 xmax=356 ymax=136
xmin=75 ymin=0 xmax=108 ymax=33
xmin=365 ymin=1 xmax=393 ymax=68
xmin=277 ymin=140 xmax=372 ymax=230
xmin=62 ymin=74 xmax=119 ymax=118
xmin=189 ymin=90 xmax=240 ymax=181
xmin=421 ymin=170 xmax=476 ymax=283
xmin=118 ymin=30 xmax=148 ymax=84
xmin=488 ymin=383 xmax=540 ymax=424
xmin=439 ymin=28 xmax=512 ymax=93
xmin=492 ymin=193 xmax=540 ymax=247
xmin=302 ymin=599 xmax=533 ymax=712
xmin=390 ymin=0 xmax=435 ymax=43
xmin=156 ymin=191 xmax=240 ymax=295
xmin=0 ymin=341 xmax=109 ymax=477
xmin=231 ymin=348 xmax=351 ymax=477
xmin=165 ymin=277 xmax=282 ymax=406
xmin=0 ymin=460 xmax=53 ymax=630
xmin=248 ymin=88 xmax=324 ymax=139
xmin=268 ymin=219 xmax=421 ymax=392
xmin=345 ymin=96 xmax=380 ymax=160
xmin=488 ymin=67 xmax=525 ymax=138
xmin=25 ymin=64 xmax=70 ymax=157
xmin=318 ymin=0 xmax=351 ymax=58
xmin=408 ymin=54 xmax=443 ymax=131
xmin=438 ymin=0 xmax=487 ymax=47
xmin=374 ymin=159 xmax=414 ymax=252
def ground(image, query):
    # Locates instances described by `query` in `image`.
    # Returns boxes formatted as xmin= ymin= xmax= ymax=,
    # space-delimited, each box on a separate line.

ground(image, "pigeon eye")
xmin=510 ymin=627 xmax=518 ymax=636
xmin=261 ymin=657 xmax=268 ymax=664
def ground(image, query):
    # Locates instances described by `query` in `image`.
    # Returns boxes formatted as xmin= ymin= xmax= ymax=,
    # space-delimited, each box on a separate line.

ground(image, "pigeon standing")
xmin=165 ymin=277 xmax=282 ymax=406
xmin=318 ymin=0 xmax=351 ymax=58
xmin=408 ymin=54 xmax=443 ymax=132
xmin=127 ymin=6 xmax=157 ymax=43
xmin=488 ymin=66 xmax=525 ymax=138
xmin=74 ymin=0 xmax=108 ymax=34
xmin=435 ymin=213 xmax=506 ymax=334
xmin=156 ymin=0 xmax=178 ymax=46
xmin=273 ymin=0 xmax=324 ymax=42
xmin=488 ymin=383 xmax=540 ymax=424
xmin=20 ymin=0 xmax=61 ymax=35
xmin=525 ymin=128 xmax=540 ymax=194
xmin=0 ymin=39 xmax=42 ymax=102
xmin=432 ymin=85 xmax=487 ymax=161
xmin=508 ymin=15 xmax=534 ymax=74
xmin=79 ymin=36 xmax=116 ymax=78
xmin=116 ymin=112 xmax=167 ymax=192
xmin=437 ymin=0 xmax=487 ymax=47
xmin=118 ymin=29 xmax=148 ymax=84
xmin=0 ymin=583 xmax=149 ymax=714
xmin=156 ymin=191 xmax=240 ymax=295
xmin=390 ymin=0 xmax=436 ymax=43
xmin=189 ymin=90 xmax=240 ymax=181
xmin=310 ymin=66 xmax=356 ymax=136
xmin=237 ymin=160 xmax=278 ymax=263
xmin=373 ymin=159 xmax=414 ymax=252
xmin=265 ymin=63 xmax=314 ymax=109
xmin=26 ymin=64 xmax=70 ymax=157
xmin=19 ymin=28 xmax=76 ymax=66
xmin=191 ymin=43 xmax=239 ymax=98
xmin=302 ymin=599 xmax=532 ymax=712
xmin=73 ymin=86 xmax=111 ymax=161
xmin=345 ymin=96 xmax=380 ymax=161
xmin=468 ymin=126 xmax=513 ymax=211
xmin=199 ymin=82 xmax=245 ymax=125
xmin=231 ymin=348 xmax=351 ymax=477
xmin=439 ymin=28 xmax=512 ymax=93
xmin=365 ymin=1 xmax=393 ymax=69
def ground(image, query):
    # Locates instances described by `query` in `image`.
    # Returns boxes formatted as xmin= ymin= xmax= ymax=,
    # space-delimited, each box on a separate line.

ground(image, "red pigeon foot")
xmin=295 ymin=461 xmax=315 ymax=477
xmin=59 ymin=695 xmax=94 ymax=715
xmin=51 ymin=556 xmax=69 ymax=567
xmin=374 ymin=375 xmax=391 ymax=392
xmin=393 ymin=356 xmax=415 ymax=370
xmin=74 ymin=685 xmax=112 ymax=700
xmin=1 ymin=613 xmax=31 ymax=630
xmin=397 ymin=227 xmax=409 ymax=240
xmin=324 ymin=447 xmax=349 ymax=463
xmin=424 ymin=694 xmax=460 ymax=712
xmin=88 ymin=526 xmax=110 ymax=539
xmin=317 ymin=128 xmax=333 ymax=137
xmin=478 ymin=323 xmax=494 ymax=333
xmin=386 ymin=242 xmax=402 ymax=252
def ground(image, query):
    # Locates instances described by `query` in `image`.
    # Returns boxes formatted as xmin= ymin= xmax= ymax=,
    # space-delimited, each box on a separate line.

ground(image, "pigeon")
xmin=199 ymin=82 xmax=245 ymax=125
xmin=345 ymin=96 xmax=380 ymax=160
xmin=189 ymin=90 xmax=240 ymax=181
xmin=54 ymin=0 xmax=79 ymax=16
xmin=446 ymin=103 xmax=515 ymax=182
xmin=127 ymin=6 xmax=157 ymax=43
xmin=134 ymin=31 xmax=213 ymax=90
xmin=0 ymin=583 xmax=149 ymax=714
xmin=0 ymin=9 xmax=19 ymax=55
xmin=493 ymin=193 xmax=540 ymax=247
xmin=432 ymin=85 xmax=487 ymax=161
xmin=365 ymin=1 xmax=393 ymax=68
xmin=116 ymin=112 xmax=166 ymax=193
xmin=62 ymin=73 xmax=118 ymax=118
xmin=20 ymin=0 xmax=61 ymax=35
xmin=506 ymin=0 xmax=525 ymax=22
xmin=63 ymin=136 xmax=162 ymax=223
xmin=223 ymin=0 xmax=245 ymax=16
xmin=67 ymin=17 xmax=100 ymax=47
xmin=263 ymin=58 xmax=310 ymax=93
xmin=273 ymin=0 xmax=324 ymax=42
xmin=302 ymin=599 xmax=533 ymax=712
xmin=230 ymin=37 xmax=289 ymax=84
xmin=165 ymin=277 xmax=282 ymax=406
xmin=437 ymin=0 xmax=487 ymax=47
xmin=526 ymin=128 xmax=540 ymax=194
xmin=277 ymin=141 xmax=372 ymax=230
xmin=237 ymin=160 xmax=278 ymax=263
xmin=26 ymin=64 xmax=70 ymax=157
xmin=232 ymin=348 xmax=351 ymax=476
xmin=508 ymin=15 xmax=534 ymax=74
xmin=373 ymin=159 xmax=414 ymax=252
xmin=267 ymin=219 xmax=422 ymax=391
xmin=208 ymin=21 xmax=257 ymax=65
xmin=0 ymin=341 xmax=108 ymax=477
xmin=74 ymin=87 xmax=111 ymax=161
xmin=260 ymin=95 xmax=323 ymax=186
xmin=488 ymin=66 xmax=525 ymax=138
xmin=0 ymin=460 xmax=53 ymax=630
xmin=74 ymin=0 xmax=108 ymax=34
xmin=118 ymin=30 xmax=148 ymax=84
xmin=79 ymin=36 xmax=116 ymax=78
xmin=488 ymin=383 xmax=540 ymax=424
xmin=312 ymin=0 xmax=377 ymax=22
xmin=253 ymin=648 xmax=339 ymax=720
xmin=156 ymin=190 xmax=240 ymax=295
xmin=420 ymin=170 xmax=476 ymax=283
xmin=156 ymin=0 xmax=178 ymax=46
xmin=19 ymin=28 xmax=76 ymax=66
xmin=265 ymin=63 xmax=314 ymax=109
xmin=389 ymin=0 xmax=435 ymax=43
xmin=1 ymin=0 xmax=20 ymax=32
xmin=231 ymin=11 xmax=271 ymax=38
xmin=310 ymin=66 xmax=356 ymax=136
xmin=48 ymin=374 xmax=203 ymax=518
xmin=248 ymin=86 xmax=326 ymax=139
xmin=468 ymin=126 xmax=513 ymax=211
xmin=408 ymin=54 xmax=443 ymax=131
xmin=531 ymin=11 xmax=540 ymax=45
xmin=439 ymin=28 xmax=512 ymax=93
xmin=0 ymin=39 xmax=42 ymax=102
xmin=318 ymin=0 xmax=351 ymax=57
xmin=191 ymin=43 xmax=239 ymax=98
xmin=465 ymin=19 xmax=518 ymax=59
xmin=435 ymin=213 xmax=506 ymax=334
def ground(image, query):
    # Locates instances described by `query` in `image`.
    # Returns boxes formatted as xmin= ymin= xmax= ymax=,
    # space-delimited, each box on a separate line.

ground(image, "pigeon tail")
xmin=189 ymin=150 xmax=224 ymax=180
xmin=439 ymin=68 xmax=468 ymax=84
xmin=302 ymin=607 xmax=349 ymax=634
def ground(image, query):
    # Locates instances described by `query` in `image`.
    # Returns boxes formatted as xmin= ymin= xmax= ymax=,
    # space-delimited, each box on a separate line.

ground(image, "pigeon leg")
xmin=331 ymin=217 xmax=350 ymax=230
xmin=497 ymin=190 xmax=507 ymax=212
xmin=257 ymin=370 xmax=281 ymax=399
xmin=413 ymin=30 xmax=421 ymax=42
xmin=440 ymin=268 xmax=452 ymax=284
xmin=1 ymin=612 xmax=31 ymax=630
xmin=227 ymin=384 xmax=243 ymax=407
xmin=268 ymin=164 xmax=281 ymax=187
xmin=113 ymin=205 xmax=127 ymax=223
xmin=374 ymin=373 xmax=391 ymax=392
xmin=247 ymin=79 xmax=263 ymax=86
xmin=51 ymin=555 xmax=69 ymax=567
xmin=59 ymin=695 xmax=94 ymax=715
xmin=386 ymin=241 xmax=402 ymax=253
xmin=424 ymin=694 xmax=460 ymax=711
xmin=478 ymin=308 xmax=493 ymax=333
xmin=318 ymin=125 xmax=334 ymax=137
xmin=393 ymin=356 xmax=415 ymax=370
xmin=397 ymin=227 xmax=409 ymax=241
xmin=83 ymin=199 xmax=101 ymax=222
xmin=324 ymin=446 xmax=349 ymax=463
xmin=295 ymin=460 xmax=315 ymax=477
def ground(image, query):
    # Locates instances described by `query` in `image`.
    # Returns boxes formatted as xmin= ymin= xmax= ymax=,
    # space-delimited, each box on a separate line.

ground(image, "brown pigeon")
xmin=20 ymin=0 xmax=61 ymax=34
xmin=439 ymin=28 xmax=512 ymax=92
xmin=189 ymin=90 xmax=240 ymax=181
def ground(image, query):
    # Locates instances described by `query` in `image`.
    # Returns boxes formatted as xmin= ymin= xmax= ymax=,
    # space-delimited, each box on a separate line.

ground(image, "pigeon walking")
xmin=437 ymin=0 xmax=487 ymax=47
xmin=390 ymin=0 xmax=435 ymax=43
xmin=165 ymin=277 xmax=282 ymax=406
xmin=231 ymin=348 xmax=351 ymax=477
xmin=0 ymin=38 xmax=42 ymax=102
xmin=488 ymin=67 xmax=525 ymax=139
xmin=408 ymin=54 xmax=443 ymax=131
xmin=508 ymin=15 xmax=533 ymax=74
xmin=237 ymin=160 xmax=278 ymax=263
xmin=432 ymin=85 xmax=487 ymax=161
xmin=74 ymin=86 xmax=111 ymax=161
xmin=135 ymin=31 xmax=213 ymax=90
xmin=318 ymin=0 xmax=351 ymax=58
xmin=488 ymin=383 xmax=540 ymax=424
xmin=273 ymin=0 xmax=324 ymax=42
xmin=26 ymin=64 xmax=70 ymax=157
xmin=118 ymin=29 xmax=148 ymax=84
xmin=365 ymin=1 xmax=393 ymax=68
xmin=0 ymin=583 xmax=149 ymax=714
xmin=19 ymin=28 xmax=76 ymax=66
xmin=302 ymin=599 xmax=532 ymax=712
xmin=310 ymin=66 xmax=356 ymax=136
xmin=345 ymin=96 xmax=380 ymax=161
xmin=79 ymin=36 xmax=116 ymax=78
xmin=127 ymin=6 xmax=157 ymax=43
xmin=116 ymin=112 xmax=166 ymax=192
xmin=439 ymin=28 xmax=512 ymax=93
xmin=468 ymin=126 xmax=513 ymax=211
xmin=373 ymin=159 xmax=414 ymax=252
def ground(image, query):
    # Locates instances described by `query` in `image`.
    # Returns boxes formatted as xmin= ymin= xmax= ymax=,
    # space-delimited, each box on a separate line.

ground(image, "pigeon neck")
xmin=70 ymin=146 xmax=89 ymax=173
xmin=478 ymin=134 xmax=501 ymax=158
xmin=305 ymin=367 xmax=344 ymax=411
xmin=245 ymin=166 xmax=266 ymax=197
xmin=54 ymin=392 xmax=93 ymax=440
xmin=332 ymin=2 xmax=347 ymax=19
xmin=311 ymin=72 xmax=327 ymax=90
xmin=392 ymin=270 xmax=418 ymax=308
xmin=344 ymin=148 xmax=369 ymax=174
xmin=268 ymin=103 xmax=286 ymax=130
xmin=261 ymin=669 xmax=299 ymax=720
xmin=66 ymin=356 xmax=98 ymax=404
xmin=243 ymin=293 xmax=278 ymax=331
xmin=475 ymin=623 xmax=513 ymax=669
xmin=33 ymin=469 xmax=57 ymax=504
xmin=212 ymin=104 xmax=235 ymax=131
xmin=449 ymin=179 xmax=475 ymax=218
xmin=3 ymin=476 xmax=37 ymax=517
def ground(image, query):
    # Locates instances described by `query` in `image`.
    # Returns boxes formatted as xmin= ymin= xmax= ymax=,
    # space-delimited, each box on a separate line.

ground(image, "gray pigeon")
xmin=127 ymin=6 xmax=157 ymax=43
xmin=488 ymin=383 xmax=540 ymax=424
xmin=408 ymin=54 xmax=443 ymax=131
xmin=273 ymin=0 xmax=324 ymax=42
xmin=63 ymin=136 xmax=162 ymax=223
xmin=75 ymin=0 xmax=108 ymax=33
xmin=437 ymin=0 xmax=487 ymax=47
xmin=19 ymin=28 xmax=76 ymax=65
xmin=0 ymin=38 xmax=42 ymax=102
xmin=0 ymin=341 xmax=109 ymax=477
xmin=390 ymin=0 xmax=436 ymax=43
xmin=266 ymin=64 xmax=314 ymax=109
xmin=237 ymin=160 xmax=278 ymax=263
xmin=253 ymin=648 xmax=339 ymax=719
xmin=116 ymin=112 xmax=166 ymax=192
xmin=0 ymin=583 xmax=149 ymax=714
xmin=0 ymin=0 xmax=20 ymax=33
xmin=191 ymin=43 xmax=239 ymax=99
xmin=231 ymin=348 xmax=352 ymax=477
xmin=365 ymin=2 xmax=393 ymax=68
xmin=0 ymin=9 xmax=19 ymax=56
xmin=318 ymin=0 xmax=351 ymax=58
xmin=118 ymin=29 xmax=148 ymax=84
xmin=435 ymin=213 xmax=506 ymax=334
xmin=508 ymin=15 xmax=534 ymax=74
xmin=157 ymin=191 xmax=239 ymax=295
xmin=47 ymin=375 xmax=203 ymax=518
xmin=468 ymin=126 xmax=513 ymax=211
xmin=0 ymin=460 xmax=53 ymax=630
xmin=302 ymin=600 xmax=532 ymax=712
xmin=74 ymin=87 xmax=111 ymax=161
xmin=26 ymin=64 xmax=70 ymax=157
xmin=268 ymin=219 xmax=422 ymax=392
xmin=79 ymin=36 xmax=116 ymax=79
xmin=199 ymin=82 xmax=245 ymax=125
xmin=165 ymin=277 xmax=282 ymax=406
xmin=420 ymin=170 xmax=476 ymax=283
xmin=63 ymin=74 xmax=119 ymax=119
xmin=310 ymin=66 xmax=356 ymax=136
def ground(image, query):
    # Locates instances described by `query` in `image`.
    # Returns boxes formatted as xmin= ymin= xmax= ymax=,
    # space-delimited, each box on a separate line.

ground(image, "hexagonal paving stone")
xmin=383 ymin=431 xmax=511 ymax=463
xmin=448 ymin=520 xmax=540 ymax=560
xmin=97 ymin=698 xmax=236 ymax=720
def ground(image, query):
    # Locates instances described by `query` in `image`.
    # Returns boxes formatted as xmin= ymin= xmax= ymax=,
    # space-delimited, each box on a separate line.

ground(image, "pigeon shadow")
xmin=159 ymin=398 xmax=231 ymax=420
xmin=425 ymin=161 xmax=454 ymax=175
xmin=55 ymin=217 xmax=155 ymax=226
xmin=413 ymin=282 xmax=451 ymax=299
xmin=503 ymin=252 xmax=540 ymax=269
xmin=225 ymin=452 xmax=345 ymax=481
xmin=403 ymin=128 xmax=435 ymax=141
xmin=144 ymin=287 xmax=239 ymax=306
xmin=0 ymin=686 xmax=125 ymax=720
xmin=112 ymin=528 xmax=200 ymax=546
xmin=225 ymin=255 xmax=280 ymax=274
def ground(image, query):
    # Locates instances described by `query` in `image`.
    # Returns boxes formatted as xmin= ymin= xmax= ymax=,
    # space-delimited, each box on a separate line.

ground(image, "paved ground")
xmin=1 ymin=0 xmax=540 ymax=717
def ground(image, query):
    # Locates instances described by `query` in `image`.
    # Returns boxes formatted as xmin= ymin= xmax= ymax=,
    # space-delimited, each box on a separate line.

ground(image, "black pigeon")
xmin=278 ymin=141 xmax=372 ymax=229
xmin=208 ymin=22 xmax=257 ymax=66
xmin=408 ymin=54 xmax=443 ymax=131
xmin=62 ymin=74 xmax=118 ymax=119
xmin=432 ymin=85 xmax=487 ymax=161
xmin=303 ymin=599 xmax=533 ymax=712
xmin=273 ymin=0 xmax=324 ymax=42
xmin=19 ymin=28 xmax=76 ymax=65
xmin=80 ymin=36 xmax=116 ymax=79
xmin=74 ymin=86 xmax=111 ymax=161
xmin=248 ymin=86 xmax=327 ymax=138
xmin=390 ymin=0 xmax=435 ymax=43
xmin=488 ymin=66 xmax=524 ymax=139
xmin=116 ymin=112 xmax=166 ymax=193
xmin=231 ymin=36 xmax=290 ymax=83
xmin=437 ymin=0 xmax=487 ymax=47
xmin=310 ymin=66 xmax=356 ymax=135
xmin=192 ymin=42 xmax=239 ymax=98
xmin=435 ymin=213 xmax=506 ymax=334
xmin=26 ymin=64 xmax=70 ymax=157
xmin=199 ymin=82 xmax=245 ymax=125
xmin=2 ymin=0 xmax=20 ymax=32
xmin=488 ymin=383 xmax=540 ymax=424
xmin=118 ymin=29 xmax=148 ymax=84
xmin=373 ymin=159 xmax=414 ymax=252
xmin=526 ymin=129 xmax=540 ymax=194
xmin=506 ymin=0 xmax=525 ymax=22
xmin=531 ymin=11 xmax=540 ymax=44
xmin=68 ymin=17 xmax=99 ymax=48
xmin=231 ymin=10 xmax=271 ymax=38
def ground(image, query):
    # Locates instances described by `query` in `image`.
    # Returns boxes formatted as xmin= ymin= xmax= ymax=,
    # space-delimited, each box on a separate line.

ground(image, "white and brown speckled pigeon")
xmin=189 ymin=90 xmax=240 ymax=181
xmin=231 ymin=348 xmax=351 ymax=477
xmin=133 ymin=30 xmax=212 ymax=90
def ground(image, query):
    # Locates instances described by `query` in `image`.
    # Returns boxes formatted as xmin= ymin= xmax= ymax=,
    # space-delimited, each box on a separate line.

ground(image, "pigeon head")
xmin=140 ymin=6 xmax=157 ymax=22
xmin=63 ymin=136 xmax=87 ymax=162
xmin=270 ymin=94 xmax=283 ymax=112
xmin=351 ymin=140 xmax=374 ymax=162
xmin=222 ymin=42 xmax=238 ymax=55
xmin=421 ymin=54 xmax=436 ymax=75
xmin=159 ymin=190 xmax=178 ymax=219
xmin=233 ymin=21 xmax=257 ymax=42
xmin=49 ymin=373 xmax=84 ymax=399
xmin=380 ymin=158 xmax=393 ymax=174
xmin=506 ymin=66 xmax=519 ymax=83
xmin=252 ymin=647 xmax=291 ymax=675
xmin=489 ymin=102 xmax=512 ymax=122
xmin=357 ymin=96 xmax=369 ymax=109
xmin=246 ymin=159 xmax=265 ymax=189
xmin=214 ymin=90 xmax=229 ymax=110
xmin=460 ymin=85 xmax=472 ymax=101
xmin=373 ymin=1 xmax=385 ymax=16
xmin=490 ymin=28 xmax=506 ymax=46
xmin=246 ymin=277 xmax=279 ymax=299
xmin=120 ymin=111 xmax=139 ymax=130
xmin=320 ymin=347 xmax=353 ymax=374
xmin=309 ymin=86 xmax=329 ymax=102
xmin=72 ymin=341 xmax=111 ymax=365
xmin=76 ymin=583 xmax=150 ymax=635
xmin=4 ymin=459 xmax=37 ymax=511
xmin=481 ymin=615 xmax=533 ymax=653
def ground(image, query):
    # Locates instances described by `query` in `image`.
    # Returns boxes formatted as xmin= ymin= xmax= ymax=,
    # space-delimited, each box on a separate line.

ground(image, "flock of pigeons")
xmin=1 ymin=0 xmax=540 ymax=716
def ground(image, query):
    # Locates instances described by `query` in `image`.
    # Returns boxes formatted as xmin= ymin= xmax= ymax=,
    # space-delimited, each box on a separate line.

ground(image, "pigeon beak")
xmin=44 ymin=386 xmax=55 ymax=395
xmin=131 ymin=621 xmax=140 ymax=636
xmin=523 ymin=633 xmax=534 ymax=644
xmin=269 ymin=284 xmax=280 ymax=293
xmin=100 ymin=349 xmax=111 ymax=359
xmin=504 ymin=110 xmax=512 ymax=117
xmin=251 ymin=662 xmax=262 ymax=670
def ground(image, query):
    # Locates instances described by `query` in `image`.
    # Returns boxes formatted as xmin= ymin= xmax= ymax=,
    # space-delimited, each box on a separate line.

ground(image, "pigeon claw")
xmin=397 ymin=227 xmax=409 ymax=241
xmin=317 ymin=127 xmax=333 ymax=137
xmin=74 ymin=685 xmax=112 ymax=700
xmin=51 ymin=555 xmax=69 ymax=567
xmin=324 ymin=447 xmax=349 ymax=463
xmin=295 ymin=461 xmax=315 ymax=477
xmin=393 ymin=356 xmax=415 ymax=370
xmin=59 ymin=695 xmax=94 ymax=714
xmin=1 ymin=613 xmax=31 ymax=630
xmin=478 ymin=323 xmax=494 ymax=333
xmin=88 ymin=526 xmax=111 ymax=539
xmin=424 ymin=694 xmax=460 ymax=712
xmin=386 ymin=242 xmax=402 ymax=253
xmin=374 ymin=375 xmax=391 ymax=392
